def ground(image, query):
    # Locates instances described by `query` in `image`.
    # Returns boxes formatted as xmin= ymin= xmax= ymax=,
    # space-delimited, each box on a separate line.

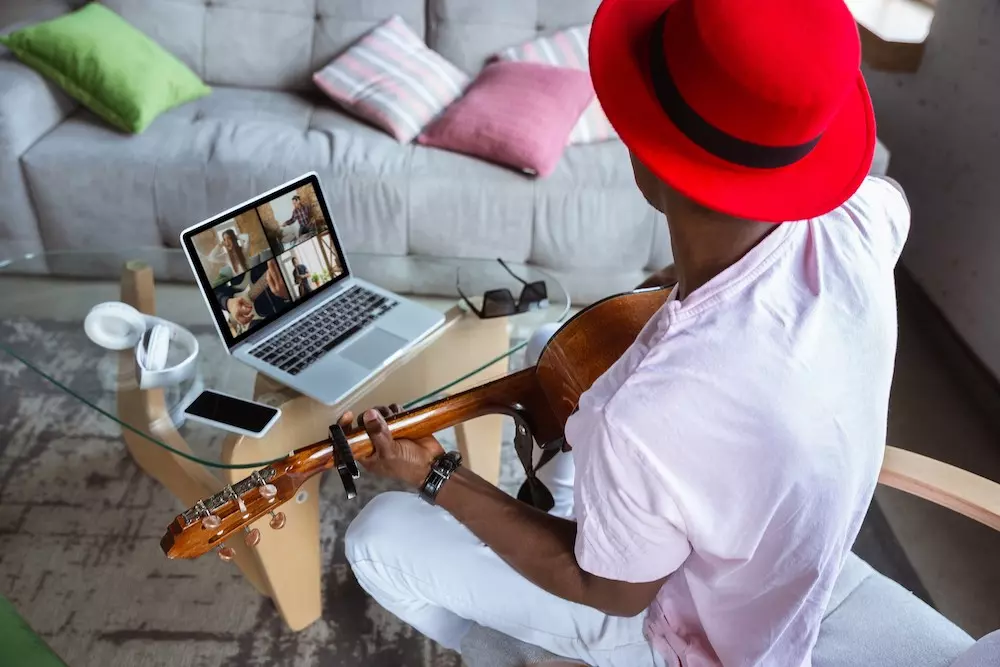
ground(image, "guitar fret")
xmin=180 ymin=467 xmax=277 ymax=526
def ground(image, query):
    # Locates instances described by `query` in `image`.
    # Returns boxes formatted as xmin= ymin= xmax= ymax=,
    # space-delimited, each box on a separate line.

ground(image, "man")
xmin=216 ymin=259 xmax=291 ymax=332
xmin=291 ymin=255 xmax=312 ymax=297
xmin=281 ymin=194 xmax=315 ymax=240
xmin=340 ymin=0 xmax=910 ymax=665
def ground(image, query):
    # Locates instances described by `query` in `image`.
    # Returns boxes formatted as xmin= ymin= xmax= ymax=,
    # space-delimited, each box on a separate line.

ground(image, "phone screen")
xmin=184 ymin=391 xmax=278 ymax=433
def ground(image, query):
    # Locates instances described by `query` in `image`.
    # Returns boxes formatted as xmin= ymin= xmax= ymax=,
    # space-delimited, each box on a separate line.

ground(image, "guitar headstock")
xmin=161 ymin=466 xmax=296 ymax=561
xmin=161 ymin=425 xmax=364 ymax=561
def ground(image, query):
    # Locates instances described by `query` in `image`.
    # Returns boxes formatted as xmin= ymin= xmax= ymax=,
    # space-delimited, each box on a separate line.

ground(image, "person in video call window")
xmin=291 ymin=255 xmax=312 ymax=297
xmin=215 ymin=259 xmax=291 ymax=331
xmin=210 ymin=229 xmax=250 ymax=274
xmin=281 ymin=195 xmax=317 ymax=239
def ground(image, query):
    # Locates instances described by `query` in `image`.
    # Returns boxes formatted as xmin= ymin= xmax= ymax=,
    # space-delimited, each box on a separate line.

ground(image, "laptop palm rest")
xmin=340 ymin=327 xmax=408 ymax=370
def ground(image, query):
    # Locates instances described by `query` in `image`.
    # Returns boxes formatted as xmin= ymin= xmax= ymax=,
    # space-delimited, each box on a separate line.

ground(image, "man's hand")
xmin=338 ymin=405 xmax=444 ymax=488
xmin=266 ymin=261 xmax=290 ymax=300
xmin=227 ymin=297 xmax=253 ymax=325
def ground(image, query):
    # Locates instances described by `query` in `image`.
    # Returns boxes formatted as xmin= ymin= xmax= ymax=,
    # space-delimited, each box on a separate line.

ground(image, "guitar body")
xmin=534 ymin=287 xmax=670 ymax=433
xmin=162 ymin=286 xmax=673 ymax=559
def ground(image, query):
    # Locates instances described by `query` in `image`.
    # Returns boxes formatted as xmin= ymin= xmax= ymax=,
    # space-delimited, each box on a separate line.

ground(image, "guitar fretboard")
xmin=245 ymin=273 xmax=270 ymax=301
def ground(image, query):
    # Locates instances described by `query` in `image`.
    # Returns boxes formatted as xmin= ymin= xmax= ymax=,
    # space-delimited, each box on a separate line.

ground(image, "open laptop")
xmin=180 ymin=172 xmax=445 ymax=406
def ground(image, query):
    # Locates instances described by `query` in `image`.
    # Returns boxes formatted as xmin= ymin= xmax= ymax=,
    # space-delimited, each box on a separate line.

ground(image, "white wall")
xmin=863 ymin=0 xmax=1000 ymax=378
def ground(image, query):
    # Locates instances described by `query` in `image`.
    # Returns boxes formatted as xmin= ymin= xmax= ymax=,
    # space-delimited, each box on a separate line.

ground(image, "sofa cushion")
xmin=427 ymin=0 xmax=602 ymax=75
xmin=532 ymin=141 xmax=659 ymax=274
xmin=950 ymin=631 xmax=1000 ymax=667
xmin=408 ymin=144 xmax=534 ymax=262
xmin=20 ymin=87 xmax=410 ymax=255
xmin=101 ymin=0 xmax=427 ymax=91
xmin=813 ymin=554 xmax=974 ymax=667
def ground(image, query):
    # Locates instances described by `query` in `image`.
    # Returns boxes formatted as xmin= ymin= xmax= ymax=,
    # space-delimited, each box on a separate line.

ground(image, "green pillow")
xmin=0 ymin=2 xmax=211 ymax=133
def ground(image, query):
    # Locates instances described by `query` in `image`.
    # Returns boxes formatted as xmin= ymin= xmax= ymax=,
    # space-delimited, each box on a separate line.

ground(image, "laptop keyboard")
xmin=249 ymin=285 xmax=398 ymax=376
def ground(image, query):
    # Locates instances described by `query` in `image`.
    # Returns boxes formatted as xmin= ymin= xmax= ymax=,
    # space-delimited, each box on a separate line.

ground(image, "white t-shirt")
xmin=565 ymin=177 xmax=911 ymax=667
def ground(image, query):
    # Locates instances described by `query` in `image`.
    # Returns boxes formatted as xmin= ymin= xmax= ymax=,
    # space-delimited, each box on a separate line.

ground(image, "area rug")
xmin=0 ymin=318 xmax=929 ymax=667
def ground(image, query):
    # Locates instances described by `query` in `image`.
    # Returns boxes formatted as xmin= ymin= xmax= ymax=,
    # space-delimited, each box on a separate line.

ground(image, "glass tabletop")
xmin=0 ymin=248 xmax=570 ymax=469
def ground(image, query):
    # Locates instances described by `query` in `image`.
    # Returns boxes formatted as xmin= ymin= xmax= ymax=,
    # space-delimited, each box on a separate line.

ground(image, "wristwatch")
xmin=418 ymin=451 xmax=462 ymax=505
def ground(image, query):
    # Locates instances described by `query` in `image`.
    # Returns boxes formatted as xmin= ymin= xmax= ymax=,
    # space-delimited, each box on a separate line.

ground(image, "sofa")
xmin=0 ymin=0 xmax=890 ymax=302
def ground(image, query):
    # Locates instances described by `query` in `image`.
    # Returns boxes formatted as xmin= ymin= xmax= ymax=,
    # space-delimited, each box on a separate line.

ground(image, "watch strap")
xmin=419 ymin=451 xmax=462 ymax=505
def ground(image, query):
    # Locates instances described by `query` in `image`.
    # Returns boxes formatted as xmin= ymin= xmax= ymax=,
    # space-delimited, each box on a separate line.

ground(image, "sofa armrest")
xmin=879 ymin=446 xmax=1000 ymax=533
xmin=0 ymin=54 xmax=78 ymax=256
xmin=0 ymin=56 xmax=77 ymax=158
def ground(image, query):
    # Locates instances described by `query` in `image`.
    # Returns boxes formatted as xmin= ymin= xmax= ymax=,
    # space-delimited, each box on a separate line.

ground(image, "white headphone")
xmin=84 ymin=302 xmax=199 ymax=390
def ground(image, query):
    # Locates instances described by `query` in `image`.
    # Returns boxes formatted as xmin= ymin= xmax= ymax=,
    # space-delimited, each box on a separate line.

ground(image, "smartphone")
xmin=182 ymin=389 xmax=281 ymax=438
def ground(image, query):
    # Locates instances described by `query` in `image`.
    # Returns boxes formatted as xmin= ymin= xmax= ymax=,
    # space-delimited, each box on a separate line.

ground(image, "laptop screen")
xmin=183 ymin=174 xmax=350 ymax=348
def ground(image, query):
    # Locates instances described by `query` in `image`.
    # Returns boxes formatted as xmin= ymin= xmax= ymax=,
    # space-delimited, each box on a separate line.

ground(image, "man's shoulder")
xmin=827 ymin=176 xmax=911 ymax=264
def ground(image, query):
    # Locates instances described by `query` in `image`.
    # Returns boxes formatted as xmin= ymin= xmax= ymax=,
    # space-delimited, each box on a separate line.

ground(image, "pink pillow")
xmin=416 ymin=61 xmax=594 ymax=177
xmin=493 ymin=25 xmax=617 ymax=145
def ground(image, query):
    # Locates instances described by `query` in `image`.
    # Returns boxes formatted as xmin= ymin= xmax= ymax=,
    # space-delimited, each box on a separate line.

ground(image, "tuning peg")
xmin=269 ymin=511 xmax=286 ymax=530
xmin=217 ymin=545 xmax=236 ymax=562
xmin=202 ymin=514 xmax=221 ymax=530
xmin=244 ymin=527 xmax=261 ymax=547
xmin=259 ymin=483 xmax=277 ymax=499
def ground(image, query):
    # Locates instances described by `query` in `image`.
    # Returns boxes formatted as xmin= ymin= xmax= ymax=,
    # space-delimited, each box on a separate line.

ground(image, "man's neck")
xmin=664 ymin=197 xmax=777 ymax=301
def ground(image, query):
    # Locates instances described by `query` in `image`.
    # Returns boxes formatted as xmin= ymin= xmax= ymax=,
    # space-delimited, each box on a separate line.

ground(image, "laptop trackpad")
xmin=340 ymin=328 xmax=408 ymax=370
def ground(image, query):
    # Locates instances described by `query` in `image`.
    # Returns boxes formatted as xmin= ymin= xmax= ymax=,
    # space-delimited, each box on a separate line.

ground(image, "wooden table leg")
xmin=446 ymin=318 xmax=510 ymax=485
xmin=116 ymin=261 xmax=272 ymax=598
xmin=219 ymin=393 xmax=338 ymax=632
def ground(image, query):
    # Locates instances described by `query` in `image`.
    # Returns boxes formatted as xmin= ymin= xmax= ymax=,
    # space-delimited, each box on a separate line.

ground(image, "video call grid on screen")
xmin=186 ymin=177 xmax=349 ymax=346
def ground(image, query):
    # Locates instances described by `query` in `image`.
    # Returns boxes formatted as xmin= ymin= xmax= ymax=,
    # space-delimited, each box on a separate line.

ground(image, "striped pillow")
xmin=494 ymin=25 xmax=617 ymax=145
xmin=313 ymin=16 xmax=469 ymax=143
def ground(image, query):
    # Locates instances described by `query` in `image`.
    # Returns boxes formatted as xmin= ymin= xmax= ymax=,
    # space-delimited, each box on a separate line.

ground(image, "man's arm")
xmin=348 ymin=407 xmax=671 ymax=619
xmin=416 ymin=465 xmax=667 ymax=618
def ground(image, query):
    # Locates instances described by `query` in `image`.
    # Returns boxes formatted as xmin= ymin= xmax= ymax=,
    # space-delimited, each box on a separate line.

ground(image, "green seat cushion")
xmin=0 ymin=2 xmax=211 ymax=133
xmin=0 ymin=595 xmax=67 ymax=667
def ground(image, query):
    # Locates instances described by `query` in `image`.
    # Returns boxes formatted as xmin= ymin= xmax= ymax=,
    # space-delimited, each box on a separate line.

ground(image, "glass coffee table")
xmin=0 ymin=248 xmax=570 ymax=631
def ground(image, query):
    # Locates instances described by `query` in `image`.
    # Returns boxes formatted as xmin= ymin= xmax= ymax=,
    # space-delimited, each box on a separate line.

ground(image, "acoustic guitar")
xmin=161 ymin=286 xmax=672 ymax=561
xmin=223 ymin=271 xmax=270 ymax=336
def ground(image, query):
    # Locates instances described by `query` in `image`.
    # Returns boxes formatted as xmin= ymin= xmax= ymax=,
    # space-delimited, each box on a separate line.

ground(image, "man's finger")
xmin=338 ymin=411 xmax=354 ymax=427
xmin=377 ymin=405 xmax=393 ymax=419
xmin=362 ymin=409 xmax=393 ymax=452
xmin=389 ymin=403 xmax=401 ymax=415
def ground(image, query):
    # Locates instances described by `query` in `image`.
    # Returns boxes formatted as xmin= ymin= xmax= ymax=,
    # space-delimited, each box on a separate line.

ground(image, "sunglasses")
xmin=456 ymin=259 xmax=549 ymax=319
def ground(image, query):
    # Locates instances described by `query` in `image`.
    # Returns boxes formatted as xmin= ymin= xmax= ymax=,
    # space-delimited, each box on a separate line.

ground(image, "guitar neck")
xmin=246 ymin=273 xmax=270 ymax=301
xmin=285 ymin=368 xmax=546 ymax=480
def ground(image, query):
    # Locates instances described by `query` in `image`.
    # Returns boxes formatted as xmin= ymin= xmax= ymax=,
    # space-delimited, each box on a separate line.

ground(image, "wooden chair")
xmin=460 ymin=448 xmax=1000 ymax=666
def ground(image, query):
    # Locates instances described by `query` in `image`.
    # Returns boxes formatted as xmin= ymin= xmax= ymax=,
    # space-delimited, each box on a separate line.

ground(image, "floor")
xmin=1 ymin=273 xmax=999 ymax=650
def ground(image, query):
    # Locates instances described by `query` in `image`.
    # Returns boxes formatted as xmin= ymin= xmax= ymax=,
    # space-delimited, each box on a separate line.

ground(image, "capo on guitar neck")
xmin=330 ymin=423 xmax=360 ymax=500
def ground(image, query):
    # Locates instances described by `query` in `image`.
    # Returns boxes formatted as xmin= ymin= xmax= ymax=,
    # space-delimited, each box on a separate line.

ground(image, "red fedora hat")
xmin=589 ymin=0 xmax=876 ymax=223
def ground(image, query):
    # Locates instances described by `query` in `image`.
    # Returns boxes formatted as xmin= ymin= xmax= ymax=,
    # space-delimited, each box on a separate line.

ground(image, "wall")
xmin=862 ymin=0 xmax=1000 ymax=378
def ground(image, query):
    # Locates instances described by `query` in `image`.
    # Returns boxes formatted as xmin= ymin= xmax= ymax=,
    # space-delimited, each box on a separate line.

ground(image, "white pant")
xmin=344 ymin=325 xmax=666 ymax=667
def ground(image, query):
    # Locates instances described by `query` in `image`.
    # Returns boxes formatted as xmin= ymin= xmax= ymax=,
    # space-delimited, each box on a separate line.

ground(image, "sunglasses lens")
xmin=520 ymin=281 xmax=547 ymax=303
xmin=482 ymin=289 xmax=516 ymax=317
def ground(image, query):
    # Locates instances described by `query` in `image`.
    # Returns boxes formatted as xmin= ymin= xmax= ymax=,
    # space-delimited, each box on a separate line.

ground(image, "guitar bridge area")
xmin=180 ymin=466 xmax=277 ymax=527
